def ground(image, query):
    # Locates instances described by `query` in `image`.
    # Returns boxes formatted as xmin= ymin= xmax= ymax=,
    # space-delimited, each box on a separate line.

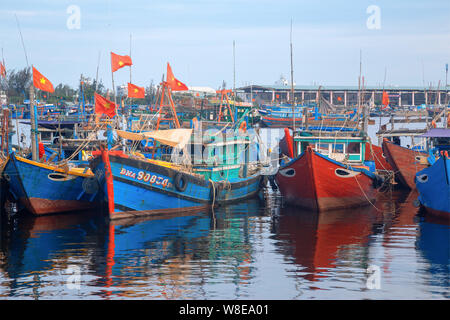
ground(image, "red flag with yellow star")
xmin=32 ymin=66 xmax=54 ymax=93
xmin=95 ymin=93 xmax=116 ymax=118
xmin=127 ymin=83 xmax=145 ymax=99
xmin=111 ymin=52 xmax=132 ymax=72
xmin=0 ymin=62 xmax=6 ymax=78
xmin=166 ymin=63 xmax=188 ymax=91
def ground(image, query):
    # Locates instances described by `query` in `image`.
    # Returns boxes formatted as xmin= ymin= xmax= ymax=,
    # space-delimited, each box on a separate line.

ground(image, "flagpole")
xmin=129 ymin=34 xmax=133 ymax=107
xmin=129 ymin=34 xmax=132 ymax=84
xmin=111 ymin=68 xmax=117 ymax=119
xmin=29 ymin=68 xmax=38 ymax=161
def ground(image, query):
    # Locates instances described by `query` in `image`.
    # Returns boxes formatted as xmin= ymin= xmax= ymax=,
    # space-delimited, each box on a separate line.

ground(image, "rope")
xmin=55 ymin=123 xmax=101 ymax=166
xmin=352 ymin=167 xmax=384 ymax=213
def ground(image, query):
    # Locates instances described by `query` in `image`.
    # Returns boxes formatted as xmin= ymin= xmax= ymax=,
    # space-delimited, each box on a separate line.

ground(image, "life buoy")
xmin=239 ymin=121 xmax=247 ymax=132
xmin=174 ymin=172 xmax=188 ymax=192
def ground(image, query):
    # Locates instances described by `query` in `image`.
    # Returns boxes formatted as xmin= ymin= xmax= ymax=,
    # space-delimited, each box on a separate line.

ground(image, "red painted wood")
xmin=276 ymin=147 xmax=377 ymax=211
xmin=101 ymin=148 xmax=115 ymax=216
xmin=284 ymin=128 xmax=294 ymax=158
xmin=364 ymin=142 xmax=393 ymax=171
xmin=382 ymin=140 xmax=428 ymax=190
xmin=24 ymin=198 xmax=96 ymax=215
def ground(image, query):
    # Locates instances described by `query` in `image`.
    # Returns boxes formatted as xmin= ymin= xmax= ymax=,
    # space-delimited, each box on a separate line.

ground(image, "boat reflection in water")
xmin=272 ymin=200 xmax=383 ymax=285
xmin=0 ymin=190 xmax=448 ymax=299
xmin=0 ymin=198 xmax=265 ymax=299
xmin=416 ymin=213 xmax=450 ymax=294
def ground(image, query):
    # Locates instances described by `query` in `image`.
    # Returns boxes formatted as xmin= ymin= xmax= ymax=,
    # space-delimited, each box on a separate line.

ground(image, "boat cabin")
xmin=294 ymin=130 xmax=368 ymax=164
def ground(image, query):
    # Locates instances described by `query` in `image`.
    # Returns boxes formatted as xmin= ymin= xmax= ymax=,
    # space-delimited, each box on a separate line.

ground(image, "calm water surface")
xmin=0 ymin=189 xmax=448 ymax=300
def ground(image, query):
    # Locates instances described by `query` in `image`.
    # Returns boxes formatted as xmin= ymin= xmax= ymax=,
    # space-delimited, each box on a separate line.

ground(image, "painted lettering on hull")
xmin=119 ymin=168 xmax=171 ymax=188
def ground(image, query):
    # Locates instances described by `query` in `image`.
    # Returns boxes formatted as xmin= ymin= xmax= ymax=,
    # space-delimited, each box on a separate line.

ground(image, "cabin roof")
xmin=420 ymin=128 xmax=450 ymax=138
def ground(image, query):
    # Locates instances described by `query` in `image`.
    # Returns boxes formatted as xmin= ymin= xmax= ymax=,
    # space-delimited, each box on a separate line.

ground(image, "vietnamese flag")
xmin=382 ymin=91 xmax=390 ymax=109
xmin=0 ymin=62 xmax=6 ymax=78
xmin=32 ymin=66 xmax=54 ymax=93
xmin=127 ymin=83 xmax=145 ymax=99
xmin=111 ymin=52 xmax=132 ymax=72
xmin=95 ymin=93 xmax=116 ymax=118
xmin=166 ymin=63 xmax=188 ymax=91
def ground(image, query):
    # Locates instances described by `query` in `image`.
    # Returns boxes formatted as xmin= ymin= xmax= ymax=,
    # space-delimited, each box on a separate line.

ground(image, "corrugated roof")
xmin=238 ymin=84 xmax=450 ymax=91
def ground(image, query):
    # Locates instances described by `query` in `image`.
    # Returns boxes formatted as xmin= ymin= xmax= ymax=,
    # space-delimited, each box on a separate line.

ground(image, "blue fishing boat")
xmin=89 ymin=128 xmax=263 ymax=220
xmin=415 ymin=155 xmax=449 ymax=219
xmin=414 ymin=128 xmax=450 ymax=219
xmin=2 ymin=153 xmax=101 ymax=215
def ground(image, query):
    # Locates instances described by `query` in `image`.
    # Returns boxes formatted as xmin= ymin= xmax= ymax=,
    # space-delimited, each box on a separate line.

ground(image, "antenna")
xmin=15 ymin=14 xmax=29 ymax=68
xmin=95 ymin=50 xmax=101 ymax=91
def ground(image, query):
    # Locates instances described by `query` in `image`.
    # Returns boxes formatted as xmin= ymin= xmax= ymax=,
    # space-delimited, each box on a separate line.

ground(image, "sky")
xmin=0 ymin=0 xmax=449 ymax=90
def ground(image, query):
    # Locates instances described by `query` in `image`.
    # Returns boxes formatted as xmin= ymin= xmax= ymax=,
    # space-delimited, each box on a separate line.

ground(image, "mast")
xmin=379 ymin=67 xmax=387 ymax=131
xmin=233 ymin=40 xmax=236 ymax=117
xmin=446 ymin=63 xmax=448 ymax=91
xmin=233 ymin=40 xmax=236 ymax=94
xmin=290 ymin=19 xmax=295 ymax=133
xmin=129 ymin=34 xmax=132 ymax=84
xmin=357 ymin=49 xmax=362 ymax=118
xmin=29 ymin=83 xmax=38 ymax=161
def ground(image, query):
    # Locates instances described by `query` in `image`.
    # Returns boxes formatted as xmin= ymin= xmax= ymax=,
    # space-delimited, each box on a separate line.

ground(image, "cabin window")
xmin=347 ymin=142 xmax=361 ymax=154
xmin=41 ymin=131 xmax=52 ymax=141
xmin=331 ymin=143 xmax=345 ymax=153
xmin=316 ymin=143 xmax=330 ymax=155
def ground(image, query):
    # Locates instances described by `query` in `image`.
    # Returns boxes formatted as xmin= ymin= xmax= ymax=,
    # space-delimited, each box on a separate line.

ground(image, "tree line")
xmin=0 ymin=67 xmax=159 ymax=106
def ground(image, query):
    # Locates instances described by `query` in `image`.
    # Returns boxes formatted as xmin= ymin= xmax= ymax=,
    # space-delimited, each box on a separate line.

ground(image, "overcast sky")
xmin=1 ymin=0 xmax=449 ymax=90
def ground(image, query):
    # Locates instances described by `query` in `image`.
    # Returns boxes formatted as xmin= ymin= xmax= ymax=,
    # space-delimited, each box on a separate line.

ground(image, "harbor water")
xmin=0 ymin=123 xmax=448 ymax=300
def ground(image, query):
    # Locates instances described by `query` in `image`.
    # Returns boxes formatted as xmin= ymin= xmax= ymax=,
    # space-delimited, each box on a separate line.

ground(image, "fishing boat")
xmin=382 ymin=139 xmax=428 ymax=190
xmin=89 ymin=127 xmax=263 ymax=220
xmin=414 ymin=128 xmax=450 ymax=219
xmin=2 ymin=153 xmax=101 ymax=215
xmin=415 ymin=155 xmax=449 ymax=219
xmin=275 ymin=128 xmax=381 ymax=211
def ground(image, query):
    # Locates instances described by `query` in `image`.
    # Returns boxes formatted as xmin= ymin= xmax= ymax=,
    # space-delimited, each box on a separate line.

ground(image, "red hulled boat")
xmin=382 ymin=139 xmax=428 ymax=190
xmin=275 ymin=146 xmax=378 ymax=211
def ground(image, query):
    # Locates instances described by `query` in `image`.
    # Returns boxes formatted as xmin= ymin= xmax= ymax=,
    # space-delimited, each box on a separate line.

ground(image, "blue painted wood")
xmin=2 ymin=154 xmax=101 ymax=214
xmin=91 ymin=154 xmax=262 ymax=215
xmin=415 ymin=156 xmax=450 ymax=215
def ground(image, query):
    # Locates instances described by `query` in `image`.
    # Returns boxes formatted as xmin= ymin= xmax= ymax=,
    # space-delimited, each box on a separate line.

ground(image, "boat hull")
xmin=260 ymin=116 xmax=303 ymax=128
xmin=415 ymin=156 xmax=450 ymax=219
xmin=382 ymin=140 xmax=428 ymax=189
xmin=2 ymin=154 xmax=100 ymax=215
xmin=275 ymin=148 xmax=377 ymax=211
xmin=90 ymin=150 xmax=262 ymax=220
